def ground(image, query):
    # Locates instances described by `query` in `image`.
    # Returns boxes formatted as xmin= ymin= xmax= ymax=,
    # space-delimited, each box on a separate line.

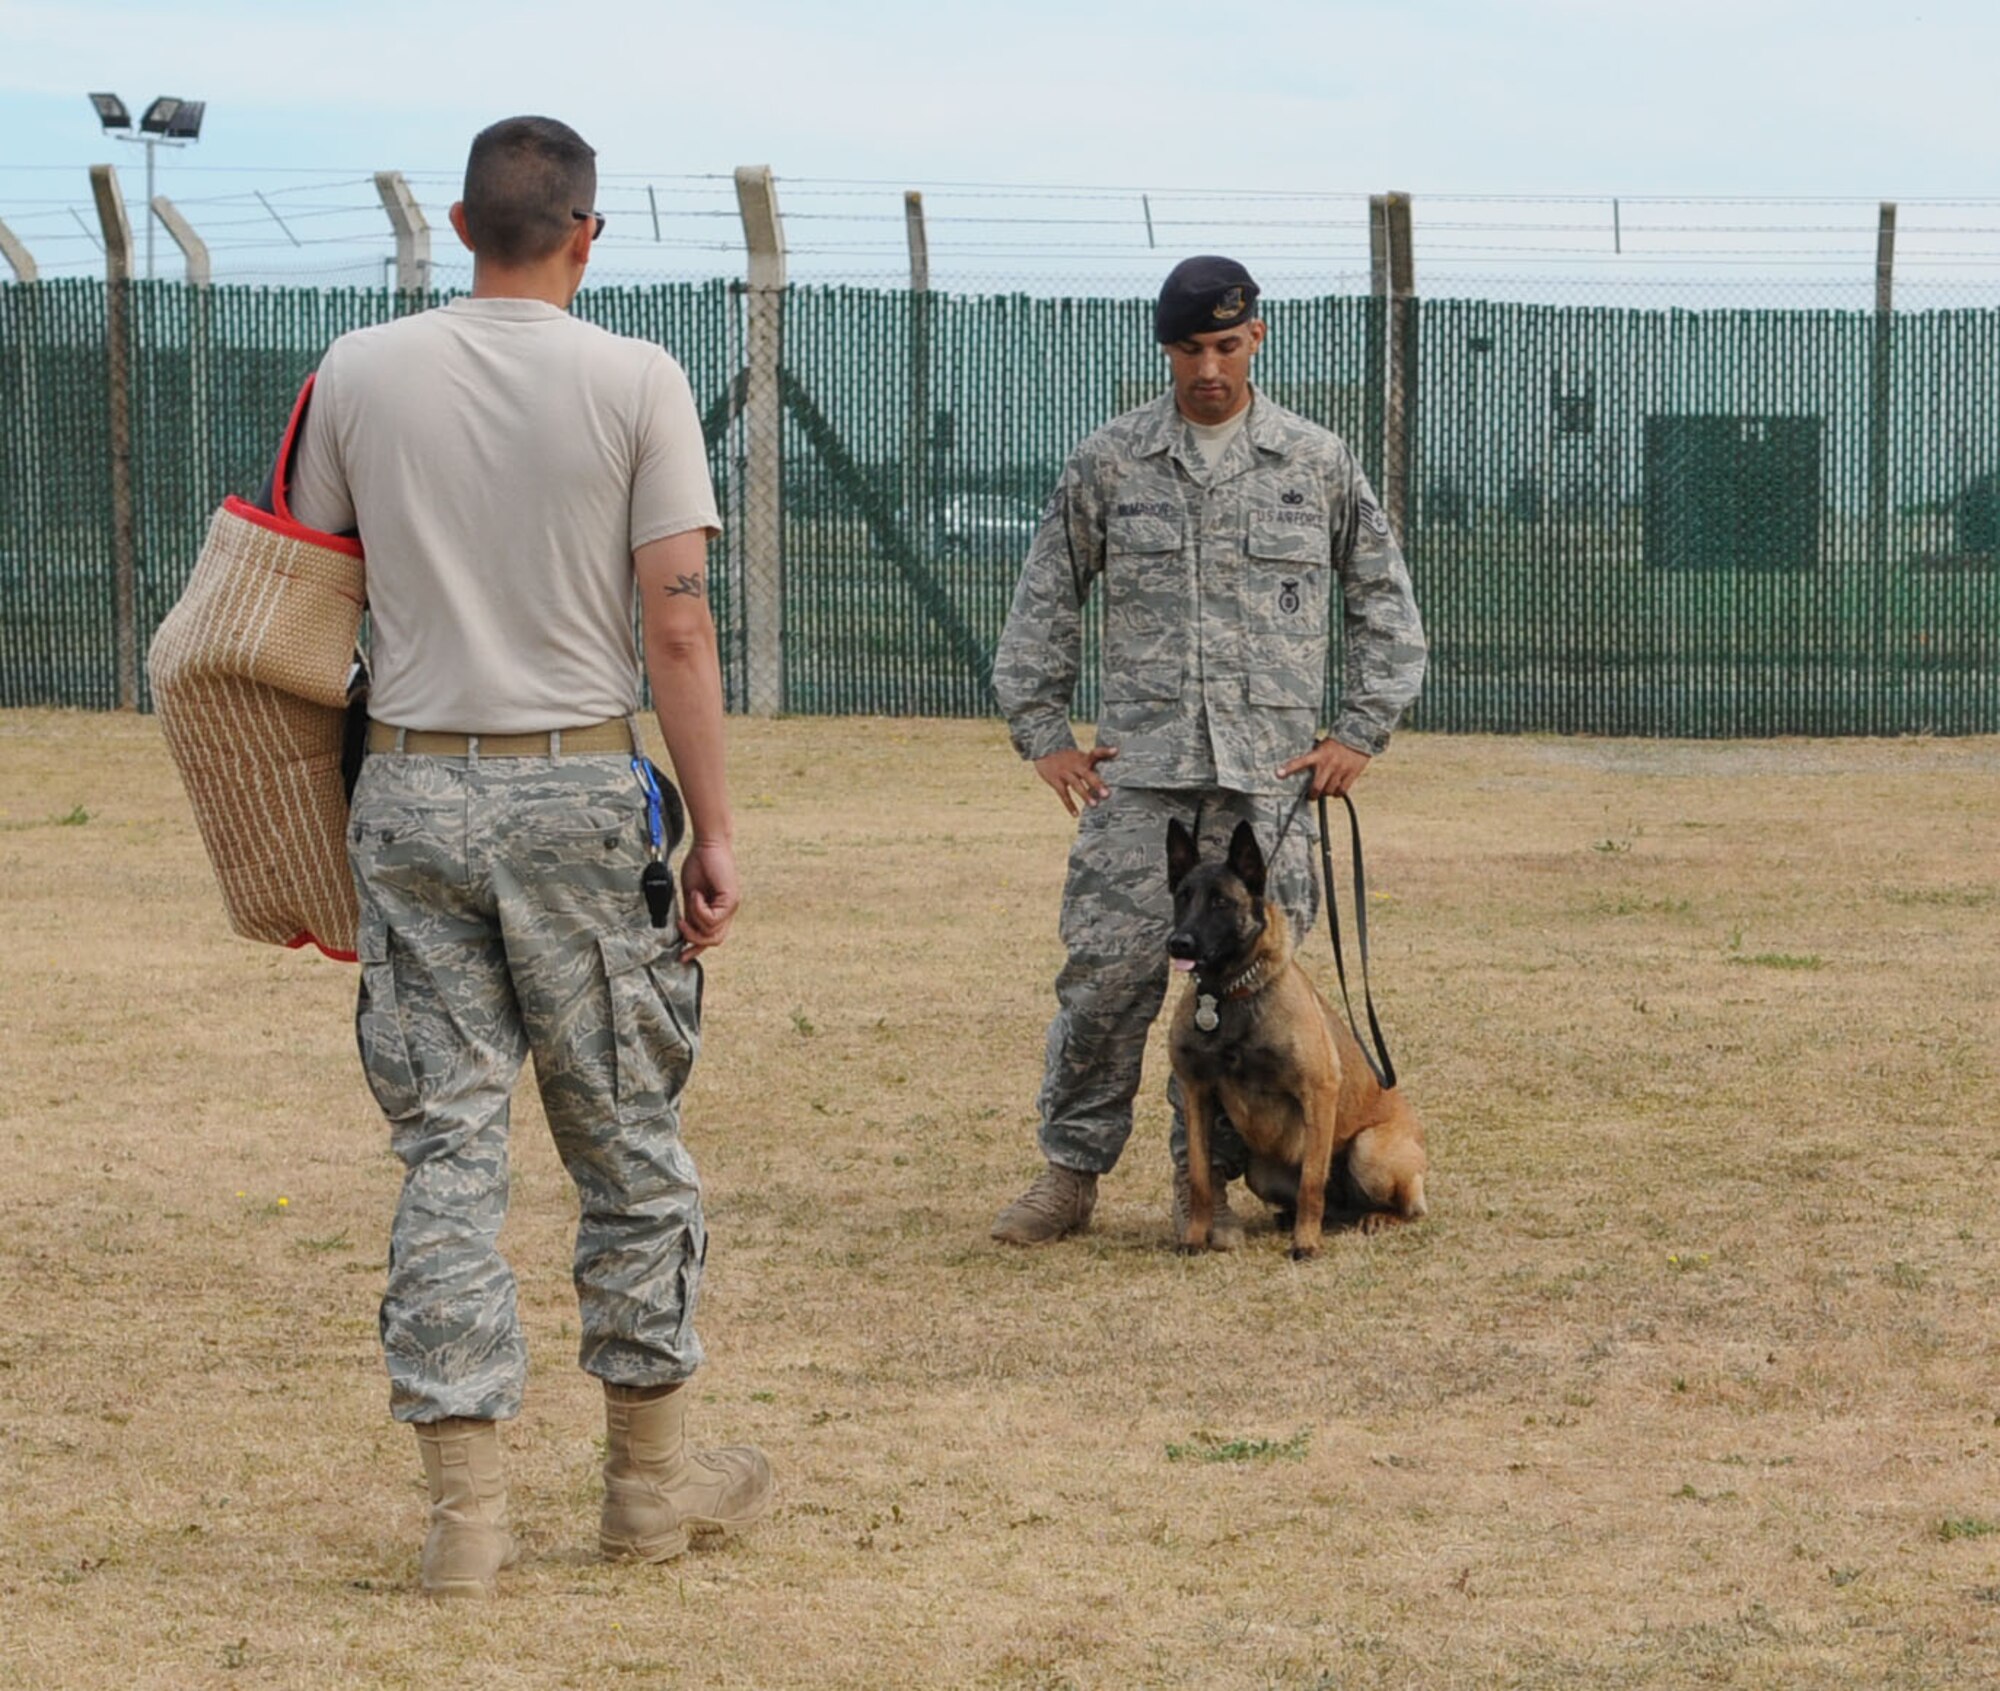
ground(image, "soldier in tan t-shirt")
xmin=289 ymin=115 xmax=771 ymax=1599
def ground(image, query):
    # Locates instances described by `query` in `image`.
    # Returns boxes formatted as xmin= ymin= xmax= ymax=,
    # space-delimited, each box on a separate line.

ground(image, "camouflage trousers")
xmin=1036 ymin=785 xmax=1320 ymax=1179
xmin=348 ymin=746 xmax=705 ymax=1425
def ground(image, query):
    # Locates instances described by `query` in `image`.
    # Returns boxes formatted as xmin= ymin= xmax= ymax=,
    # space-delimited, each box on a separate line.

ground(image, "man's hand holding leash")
xmin=1035 ymin=744 xmax=1119 ymax=816
xmin=1277 ymin=737 xmax=1371 ymax=799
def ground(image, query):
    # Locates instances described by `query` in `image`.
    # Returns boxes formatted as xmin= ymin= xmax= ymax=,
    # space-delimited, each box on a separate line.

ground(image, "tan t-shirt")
xmin=288 ymin=296 xmax=720 ymax=733
xmin=1183 ymin=407 xmax=1248 ymax=471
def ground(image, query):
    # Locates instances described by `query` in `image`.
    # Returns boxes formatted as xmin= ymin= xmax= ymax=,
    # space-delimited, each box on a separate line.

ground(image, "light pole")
xmin=87 ymin=93 xmax=206 ymax=279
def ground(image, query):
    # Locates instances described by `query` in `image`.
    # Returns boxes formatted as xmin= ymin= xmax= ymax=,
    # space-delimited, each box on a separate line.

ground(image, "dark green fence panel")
xmin=776 ymin=288 xmax=1158 ymax=716
xmin=1 ymin=279 xmax=115 ymax=708
xmin=1409 ymin=300 xmax=2000 ymax=736
xmin=2 ymin=277 xmax=1996 ymax=735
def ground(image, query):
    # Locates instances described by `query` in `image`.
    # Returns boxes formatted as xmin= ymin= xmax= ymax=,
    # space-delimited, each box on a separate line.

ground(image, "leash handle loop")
xmin=1315 ymin=791 xmax=1398 ymax=1091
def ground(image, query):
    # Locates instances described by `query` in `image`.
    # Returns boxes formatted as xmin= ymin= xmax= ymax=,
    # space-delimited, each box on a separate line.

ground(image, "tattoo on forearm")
xmin=661 ymin=571 xmax=706 ymax=599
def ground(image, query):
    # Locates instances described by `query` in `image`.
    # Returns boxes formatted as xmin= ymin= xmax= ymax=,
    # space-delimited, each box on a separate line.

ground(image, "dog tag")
xmin=1195 ymin=994 xmax=1219 ymax=1032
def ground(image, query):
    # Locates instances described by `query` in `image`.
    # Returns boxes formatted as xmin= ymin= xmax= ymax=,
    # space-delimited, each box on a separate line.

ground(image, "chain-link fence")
xmin=2 ymin=276 xmax=1997 ymax=735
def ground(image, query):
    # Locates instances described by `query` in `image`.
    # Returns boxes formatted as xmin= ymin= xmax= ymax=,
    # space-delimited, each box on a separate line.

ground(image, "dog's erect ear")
xmin=1227 ymin=820 xmax=1267 ymax=900
xmin=1166 ymin=818 xmax=1200 ymax=891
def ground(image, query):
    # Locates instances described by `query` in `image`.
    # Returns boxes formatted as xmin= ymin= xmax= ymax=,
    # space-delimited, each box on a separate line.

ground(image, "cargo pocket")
xmin=598 ymin=926 xmax=702 ymax=1124
xmin=667 ymin=1215 xmax=709 ymax=1370
xmin=355 ymin=911 xmax=423 ymax=1124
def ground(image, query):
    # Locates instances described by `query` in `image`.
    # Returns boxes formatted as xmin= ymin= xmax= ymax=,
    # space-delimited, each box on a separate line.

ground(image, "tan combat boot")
xmin=412 ymin=1417 xmax=518 ymax=1600
xmin=600 ymin=1383 xmax=774 ymax=1562
xmin=989 ymin=1162 xmax=1098 ymax=1244
xmin=1171 ymin=1165 xmax=1247 ymax=1251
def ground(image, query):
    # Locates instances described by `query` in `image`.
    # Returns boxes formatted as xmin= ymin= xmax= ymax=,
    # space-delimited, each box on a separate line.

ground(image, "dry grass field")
xmin=3 ymin=708 xmax=2000 ymax=1689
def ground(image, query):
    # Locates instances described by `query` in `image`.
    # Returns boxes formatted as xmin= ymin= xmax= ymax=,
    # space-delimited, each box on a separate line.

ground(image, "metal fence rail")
xmin=1 ymin=277 xmax=1996 ymax=735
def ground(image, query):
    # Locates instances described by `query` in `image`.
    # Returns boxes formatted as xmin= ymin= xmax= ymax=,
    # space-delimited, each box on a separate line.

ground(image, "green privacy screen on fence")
xmin=2 ymin=277 xmax=1996 ymax=733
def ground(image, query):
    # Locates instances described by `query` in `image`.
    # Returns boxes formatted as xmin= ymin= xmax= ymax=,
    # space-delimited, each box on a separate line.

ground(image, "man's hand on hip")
xmin=1034 ymin=745 xmax=1118 ymax=816
xmin=1277 ymin=737 xmax=1371 ymax=798
xmin=678 ymin=840 xmax=740 ymax=959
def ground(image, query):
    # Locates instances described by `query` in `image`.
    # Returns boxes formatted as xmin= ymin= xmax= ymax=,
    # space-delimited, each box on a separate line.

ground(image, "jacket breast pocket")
xmin=1106 ymin=512 xmax=1184 ymax=560
xmin=1103 ymin=511 xmax=1188 ymax=697
xmin=1242 ymin=520 xmax=1332 ymax=710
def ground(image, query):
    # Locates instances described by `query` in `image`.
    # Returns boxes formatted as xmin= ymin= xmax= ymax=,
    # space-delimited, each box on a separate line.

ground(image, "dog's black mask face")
xmin=1166 ymin=819 xmax=1267 ymax=978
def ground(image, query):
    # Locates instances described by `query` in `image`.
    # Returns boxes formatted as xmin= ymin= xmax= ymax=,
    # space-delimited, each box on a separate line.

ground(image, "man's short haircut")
xmin=461 ymin=116 xmax=597 ymax=266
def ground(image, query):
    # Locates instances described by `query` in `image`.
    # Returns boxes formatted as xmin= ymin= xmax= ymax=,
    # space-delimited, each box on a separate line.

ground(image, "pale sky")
xmin=4 ymin=0 xmax=1997 ymax=296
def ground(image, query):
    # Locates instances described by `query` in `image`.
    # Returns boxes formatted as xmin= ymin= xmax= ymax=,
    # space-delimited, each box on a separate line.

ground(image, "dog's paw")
xmin=1288 ymin=1243 xmax=1322 ymax=1262
xmin=1176 ymin=1232 xmax=1211 ymax=1255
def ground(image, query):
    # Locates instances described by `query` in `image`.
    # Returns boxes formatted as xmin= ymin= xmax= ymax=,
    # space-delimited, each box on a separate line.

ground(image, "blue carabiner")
xmin=630 ymin=755 xmax=665 ymax=858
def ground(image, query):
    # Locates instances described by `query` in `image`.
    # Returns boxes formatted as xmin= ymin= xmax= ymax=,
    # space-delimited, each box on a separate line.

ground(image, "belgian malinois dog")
xmin=1166 ymin=818 xmax=1428 ymax=1259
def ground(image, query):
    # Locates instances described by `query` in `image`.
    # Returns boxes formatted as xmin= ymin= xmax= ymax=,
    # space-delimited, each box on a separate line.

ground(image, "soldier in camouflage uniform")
xmin=290 ymin=116 xmax=770 ymax=1599
xmin=990 ymin=255 xmax=1427 ymax=1248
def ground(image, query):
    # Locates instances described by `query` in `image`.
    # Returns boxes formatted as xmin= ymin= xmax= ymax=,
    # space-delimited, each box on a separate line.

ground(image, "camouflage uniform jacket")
xmin=992 ymin=388 xmax=1427 ymax=794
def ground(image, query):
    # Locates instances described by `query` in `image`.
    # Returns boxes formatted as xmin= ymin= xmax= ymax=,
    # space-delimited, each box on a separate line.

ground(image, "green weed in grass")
xmin=1879 ymin=1260 xmax=1929 ymax=1292
xmin=1731 ymin=953 xmax=1823 ymax=971
xmin=1937 ymin=1518 xmax=2000 ymax=1542
xmin=1885 ymin=886 xmax=1999 ymax=910
xmin=1166 ymin=1429 xmax=1311 ymax=1465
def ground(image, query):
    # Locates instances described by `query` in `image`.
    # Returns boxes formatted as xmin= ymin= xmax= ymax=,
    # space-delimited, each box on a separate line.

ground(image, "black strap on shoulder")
xmin=1315 ymin=792 xmax=1397 ymax=1090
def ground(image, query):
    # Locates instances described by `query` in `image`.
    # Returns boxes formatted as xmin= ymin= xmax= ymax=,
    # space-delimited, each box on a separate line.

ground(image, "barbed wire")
xmin=9 ymin=164 xmax=2000 ymax=304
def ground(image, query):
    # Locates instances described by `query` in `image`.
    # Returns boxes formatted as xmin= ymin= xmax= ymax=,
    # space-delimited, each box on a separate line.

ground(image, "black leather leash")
xmin=1259 ymin=780 xmax=1399 ymax=1089
xmin=1314 ymin=792 xmax=1398 ymax=1090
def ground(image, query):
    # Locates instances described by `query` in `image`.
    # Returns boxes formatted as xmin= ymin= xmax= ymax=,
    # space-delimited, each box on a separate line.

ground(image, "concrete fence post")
xmin=904 ymin=190 xmax=932 ymax=564
xmin=2 ymin=219 xmax=45 ymax=587
xmin=1383 ymin=191 xmax=1416 ymax=545
xmin=734 ymin=165 xmax=787 ymax=716
xmin=150 ymin=196 xmax=210 ymax=287
xmin=374 ymin=171 xmax=432 ymax=306
xmin=1868 ymin=202 xmax=1896 ymax=574
xmin=0 ymin=219 xmax=37 ymax=283
xmin=1365 ymin=194 xmax=1388 ymax=490
xmin=154 ymin=195 xmax=213 ymax=507
xmin=90 ymin=164 xmax=139 ymax=710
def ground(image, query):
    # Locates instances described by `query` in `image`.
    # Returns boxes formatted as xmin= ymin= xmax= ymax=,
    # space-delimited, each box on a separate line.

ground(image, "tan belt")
xmin=367 ymin=718 xmax=634 ymax=757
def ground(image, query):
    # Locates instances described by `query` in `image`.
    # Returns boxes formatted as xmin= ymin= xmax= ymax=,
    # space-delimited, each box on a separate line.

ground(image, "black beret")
xmin=1155 ymin=255 xmax=1261 ymax=345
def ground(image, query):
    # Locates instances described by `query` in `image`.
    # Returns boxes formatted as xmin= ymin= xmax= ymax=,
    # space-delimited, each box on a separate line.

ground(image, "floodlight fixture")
xmin=139 ymin=97 xmax=183 ymax=135
xmin=89 ymin=90 xmax=208 ymax=278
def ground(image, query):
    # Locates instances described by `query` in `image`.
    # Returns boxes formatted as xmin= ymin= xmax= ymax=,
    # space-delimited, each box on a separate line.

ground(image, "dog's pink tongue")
xmin=1171 ymin=958 xmax=1196 ymax=973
